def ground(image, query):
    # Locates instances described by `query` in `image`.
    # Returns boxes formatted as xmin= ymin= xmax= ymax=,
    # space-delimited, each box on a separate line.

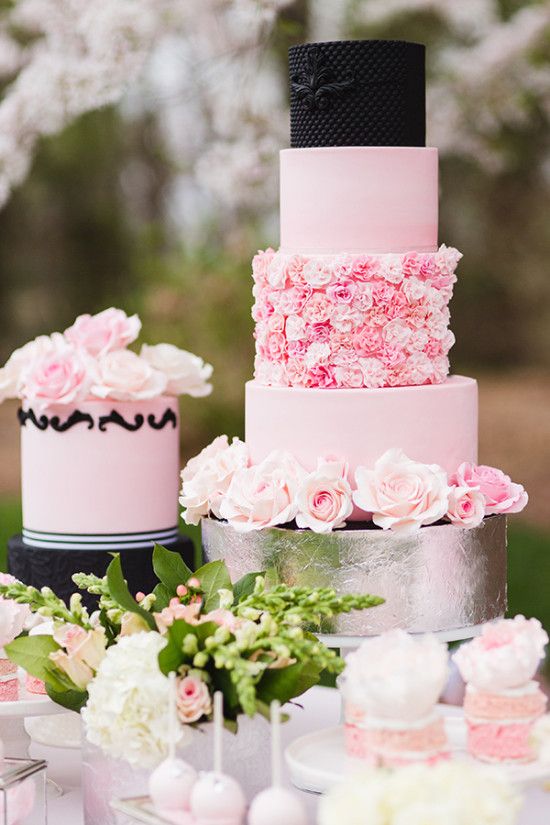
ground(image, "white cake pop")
xmin=149 ymin=672 xmax=197 ymax=825
xmin=248 ymin=701 xmax=308 ymax=825
xmin=190 ymin=692 xmax=246 ymax=825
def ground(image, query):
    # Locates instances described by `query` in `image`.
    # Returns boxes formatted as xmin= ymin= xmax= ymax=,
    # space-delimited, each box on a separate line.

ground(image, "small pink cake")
xmin=454 ymin=615 xmax=549 ymax=763
xmin=339 ymin=629 xmax=450 ymax=766
xmin=0 ymin=573 xmax=32 ymax=702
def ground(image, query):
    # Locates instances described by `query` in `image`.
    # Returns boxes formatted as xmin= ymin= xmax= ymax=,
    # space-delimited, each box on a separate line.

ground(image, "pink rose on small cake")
xmin=451 ymin=462 xmax=528 ymax=515
xmin=454 ymin=616 xmax=548 ymax=763
xmin=295 ymin=459 xmax=353 ymax=533
xmin=353 ymin=448 xmax=450 ymax=535
xmin=65 ymin=307 xmax=141 ymax=357
xmin=339 ymin=630 xmax=450 ymax=766
xmin=176 ymin=675 xmax=212 ymax=724
xmin=22 ymin=338 xmax=93 ymax=410
xmin=91 ymin=349 xmax=167 ymax=401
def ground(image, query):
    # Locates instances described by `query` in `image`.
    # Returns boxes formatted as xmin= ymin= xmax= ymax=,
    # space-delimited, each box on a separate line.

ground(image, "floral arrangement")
xmin=0 ymin=307 xmax=213 ymax=410
xmin=252 ymin=246 xmax=460 ymax=389
xmin=180 ymin=440 xmax=528 ymax=535
xmin=0 ymin=546 xmax=382 ymax=767
xmin=317 ymin=762 xmax=521 ymax=825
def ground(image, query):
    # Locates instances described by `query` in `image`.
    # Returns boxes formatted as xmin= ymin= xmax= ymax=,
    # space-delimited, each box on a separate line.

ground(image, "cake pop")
xmin=149 ymin=672 xmax=197 ymax=825
xmin=190 ymin=692 xmax=246 ymax=825
xmin=248 ymin=701 xmax=308 ymax=825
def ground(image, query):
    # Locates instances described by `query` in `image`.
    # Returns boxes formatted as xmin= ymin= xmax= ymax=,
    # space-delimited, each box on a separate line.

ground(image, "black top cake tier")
xmin=289 ymin=40 xmax=425 ymax=148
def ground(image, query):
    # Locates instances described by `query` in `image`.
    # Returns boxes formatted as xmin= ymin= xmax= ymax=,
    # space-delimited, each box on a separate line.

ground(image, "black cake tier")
xmin=289 ymin=39 xmax=425 ymax=148
xmin=8 ymin=534 xmax=195 ymax=609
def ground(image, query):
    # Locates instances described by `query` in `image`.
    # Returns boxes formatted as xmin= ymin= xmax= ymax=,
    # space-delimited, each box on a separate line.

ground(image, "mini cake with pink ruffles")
xmin=0 ymin=573 xmax=31 ymax=701
xmin=339 ymin=629 xmax=450 ymax=766
xmin=454 ymin=615 xmax=548 ymax=763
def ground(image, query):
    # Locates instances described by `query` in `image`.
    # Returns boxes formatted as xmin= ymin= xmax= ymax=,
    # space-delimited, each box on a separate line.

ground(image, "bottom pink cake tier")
xmin=345 ymin=714 xmax=449 ymax=767
xmin=464 ymin=682 xmax=547 ymax=763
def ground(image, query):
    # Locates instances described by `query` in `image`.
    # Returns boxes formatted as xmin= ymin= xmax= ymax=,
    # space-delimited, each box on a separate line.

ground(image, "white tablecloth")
xmin=5 ymin=686 xmax=550 ymax=824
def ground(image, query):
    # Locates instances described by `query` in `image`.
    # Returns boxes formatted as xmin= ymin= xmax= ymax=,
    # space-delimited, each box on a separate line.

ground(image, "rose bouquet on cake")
xmin=180 ymin=439 xmax=528 ymax=535
xmin=0 ymin=307 xmax=213 ymax=408
xmin=0 ymin=546 xmax=382 ymax=767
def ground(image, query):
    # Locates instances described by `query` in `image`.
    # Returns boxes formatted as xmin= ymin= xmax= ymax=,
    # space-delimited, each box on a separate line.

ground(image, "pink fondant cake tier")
xmin=280 ymin=147 xmax=438 ymax=254
xmin=20 ymin=397 xmax=180 ymax=548
xmin=246 ymin=376 xmax=477 ymax=518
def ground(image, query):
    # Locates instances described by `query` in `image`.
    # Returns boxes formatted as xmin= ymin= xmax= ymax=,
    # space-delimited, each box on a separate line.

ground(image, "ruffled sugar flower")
xmin=64 ymin=307 xmax=141 ymax=357
xmin=21 ymin=338 xmax=93 ymax=410
xmin=140 ymin=343 xmax=213 ymax=397
xmin=0 ymin=573 xmax=31 ymax=647
xmin=180 ymin=435 xmax=249 ymax=525
xmin=318 ymin=762 xmax=521 ymax=825
xmin=340 ymin=629 xmax=449 ymax=721
xmin=83 ymin=632 xmax=189 ymax=769
xmin=295 ymin=459 xmax=353 ymax=533
xmin=453 ymin=615 xmax=548 ymax=692
xmin=353 ymin=448 xmax=451 ymax=535
xmin=176 ymin=675 xmax=212 ymax=724
xmin=50 ymin=625 xmax=107 ymax=690
xmin=446 ymin=485 xmax=485 ymax=528
xmin=90 ymin=349 xmax=167 ymax=401
xmin=451 ymin=462 xmax=528 ymax=515
xmin=219 ymin=450 xmax=306 ymax=532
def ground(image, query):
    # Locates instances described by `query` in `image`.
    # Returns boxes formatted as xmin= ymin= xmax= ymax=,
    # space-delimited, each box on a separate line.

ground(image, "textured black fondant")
xmin=8 ymin=534 xmax=195 ymax=609
xmin=289 ymin=40 xmax=425 ymax=148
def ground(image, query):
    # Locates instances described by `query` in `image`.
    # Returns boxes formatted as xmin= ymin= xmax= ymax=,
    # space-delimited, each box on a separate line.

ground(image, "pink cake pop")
xmin=149 ymin=672 xmax=197 ymax=825
xmin=248 ymin=701 xmax=308 ymax=825
xmin=190 ymin=692 xmax=246 ymax=825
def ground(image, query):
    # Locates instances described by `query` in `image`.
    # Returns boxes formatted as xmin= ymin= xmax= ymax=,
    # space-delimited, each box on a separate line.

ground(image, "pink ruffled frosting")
xmin=251 ymin=246 xmax=461 ymax=389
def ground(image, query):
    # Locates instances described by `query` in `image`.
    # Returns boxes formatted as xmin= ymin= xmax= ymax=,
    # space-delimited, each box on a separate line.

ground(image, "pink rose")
xmin=22 ymin=340 xmax=92 ymax=410
xmin=0 ymin=334 xmax=65 ymax=402
xmin=65 ymin=308 xmax=141 ymax=357
xmin=308 ymin=322 xmax=331 ymax=344
xmin=91 ymin=349 xmax=167 ymax=401
xmin=333 ymin=255 xmax=354 ymax=280
xmin=219 ymin=450 xmax=305 ymax=531
xmin=435 ymin=244 xmax=462 ymax=277
xmin=450 ymin=462 xmax=528 ymax=515
xmin=305 ymin=342 xmax=331 ymax=369
xmin=358 ymin=357 xmax=388 ymax=388
xmin=381 ymin=344 xmax=407 ymax=369
xmin=302 ymin=293 xmax=332 ymax=325
xmin=402 ymin=251 xmax=422 ymax=278
xmin=176 ymin=675 xmax=212 ymax=724
xmin=140 ymin=343 xmax=213 ymax=398
xmin=351 ymin=255 xmax=380 ymax=281
xmin=352 ymin=283 xmax=374 ymax=312
xmin=302 ymin=259 xmax=333 ymax=288
xmin=285 ymin=315 xmax=307 ymax=341
xmin=327 ymin=281 xmax=356 ymax=305
xmin=267 ymin=313 xmax=285 ymax=333
xmin=180 ymin=435 xmax=249 ymax=525
xmin=382 ymin=318 xmax=412 ymax=349
xmin=353 ymin=448 xmax=450 ymax=534
xmin=453 ymin=615 xmax=548 ymax=692
xmin=334 ymin=364 xmax=364 ymax=388
xmin=402 ymin=351 xmax=434 ymax=384
xmin=295 ymin=459 xmax=353 ymax=533
xmin=403 ymin=277 xmax=428 ymax=303
xmin=286 ymin=340 xmax=307 ymax=358
xmin=264 ymin=331 xmax=286 ymax=361
xmin=285 ymin=358 xmax=308 ymax=386
xmin=277 ymin=285 xmax=312 ymax=316
xmin=331 ymin=305 xmax=363 ymax=333
xmin=331 ymin=344 xmax=358 ymax=367
xmin=446 ymin=486 xmax=485 ymax=528
xmin=419 ymin=255 xmax=437 ymax=279
xmin=353 ymin=326 xmax=383 ymax=357
xmin=284 ymin=255 xmax=306 ymax=284
xmin=380 ymin=255 xmax=404 ymax=284
xmin=372 ymin=282 xmax=395 ymax=306
xmin=251 ymin=249 xmax=274 ymax=284
xmin=305 ymin=364 xmax=337 ymax=389
xmin=408 ymin=328 xmax=430 ymax=352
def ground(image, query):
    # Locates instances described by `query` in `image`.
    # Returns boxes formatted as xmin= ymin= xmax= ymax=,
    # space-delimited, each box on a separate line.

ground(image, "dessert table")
xmin=2 ymin=686 xmax=548 ymax=824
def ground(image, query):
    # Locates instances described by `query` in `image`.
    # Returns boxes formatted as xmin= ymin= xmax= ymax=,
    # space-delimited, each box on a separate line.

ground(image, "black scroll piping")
xmin=50 ymin=410 xmax=94 ymax=431
xmin=98 ymin=410 xmax=144 ymax=432
xmin=18 ymin=408 xmax=49 ymax=430
xmin=291 ymin=47 xmax=355 ymax=112
xmin=147 ymin=408 xmax=177 ymax=430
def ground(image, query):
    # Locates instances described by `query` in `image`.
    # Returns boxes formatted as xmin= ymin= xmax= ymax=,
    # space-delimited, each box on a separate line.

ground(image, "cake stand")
xmin=285 ymin=705 xmax=550 ymax=794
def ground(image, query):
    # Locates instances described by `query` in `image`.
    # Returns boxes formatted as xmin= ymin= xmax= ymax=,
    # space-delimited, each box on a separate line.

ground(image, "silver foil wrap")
xmin=202 ymin=516 xmax=507 ymax=637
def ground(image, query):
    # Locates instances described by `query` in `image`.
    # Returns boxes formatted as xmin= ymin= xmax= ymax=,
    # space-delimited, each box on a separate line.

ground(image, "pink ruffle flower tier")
xmin=251 ymin=246 xmax=461 ymax=389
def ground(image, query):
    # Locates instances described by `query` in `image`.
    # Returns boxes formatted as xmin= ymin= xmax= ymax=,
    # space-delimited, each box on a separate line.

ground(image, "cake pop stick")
xmin=248 ymin=701 xmax=308 ymax=825
xmin=149 ymin=672 xmax=197 ymax=825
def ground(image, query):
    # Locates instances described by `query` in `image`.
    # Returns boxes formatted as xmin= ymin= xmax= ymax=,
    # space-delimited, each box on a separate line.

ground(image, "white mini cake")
xmin=339 ymin=629 xmax=450 ymax=766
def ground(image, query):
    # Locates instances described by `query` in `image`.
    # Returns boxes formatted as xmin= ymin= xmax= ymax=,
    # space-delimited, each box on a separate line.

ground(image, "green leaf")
xmin=106 ymin=555 xmax=156 ymax=630
xmin=257 ymin=661 xmax=322 ymax=706
xmin=152 ymin=544 xmax=192 ymax=594
xmin=232 ymin=572 xmax=263 ymax=604
xmin=152 ymin=582 xmax=172 ymax=612
xmin=45 ymin=683 xmax=88 ymax=713
xmin=5 ymin=635 xmax=61 ymax=682
xmin=193 ymin=560 xmax=232 ymax=611
xmin=157 ymin=619 xmax=219 ymax=675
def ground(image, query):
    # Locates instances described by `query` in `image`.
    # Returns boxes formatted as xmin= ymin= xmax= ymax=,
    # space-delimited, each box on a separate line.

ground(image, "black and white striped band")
xmin=21 ymin=526 xmax=180 ymax=551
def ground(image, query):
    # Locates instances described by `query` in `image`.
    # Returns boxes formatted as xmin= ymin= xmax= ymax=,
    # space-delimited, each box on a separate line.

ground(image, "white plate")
xmin=24 ymin=712 xmax=82 ymax=749
xmin=285 ymin=707 xmax=550 ymax=794
xmin=0 ymin=670 xmax=60 ymax=718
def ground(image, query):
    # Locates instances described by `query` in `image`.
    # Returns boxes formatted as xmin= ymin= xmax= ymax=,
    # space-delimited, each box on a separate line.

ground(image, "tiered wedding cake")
xmin=182 ymin=40 xmax=528 ymax=638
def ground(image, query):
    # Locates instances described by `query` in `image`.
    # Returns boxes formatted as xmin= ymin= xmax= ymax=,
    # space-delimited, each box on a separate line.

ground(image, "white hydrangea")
xmin=82 ymin=631 xmax=190 ymax=769
xmin=319 ymin=762 xmax=522 ymax=825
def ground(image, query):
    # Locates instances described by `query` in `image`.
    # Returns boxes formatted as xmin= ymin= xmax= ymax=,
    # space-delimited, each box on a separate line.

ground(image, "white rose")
xmin=353 ymin=448 xmax=450 ymax=535
xmin=219 ymin=450 xmax=306 ymax=532
xmin=91 ymin=349 xmax=167 ymax=401
xmin=140 ymin=343 xmax=213 ymax=398
xmin=179 ymin=435 xmax=249 ymax=525
xmin=295 ymin=459 xmax=353 ymax=533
